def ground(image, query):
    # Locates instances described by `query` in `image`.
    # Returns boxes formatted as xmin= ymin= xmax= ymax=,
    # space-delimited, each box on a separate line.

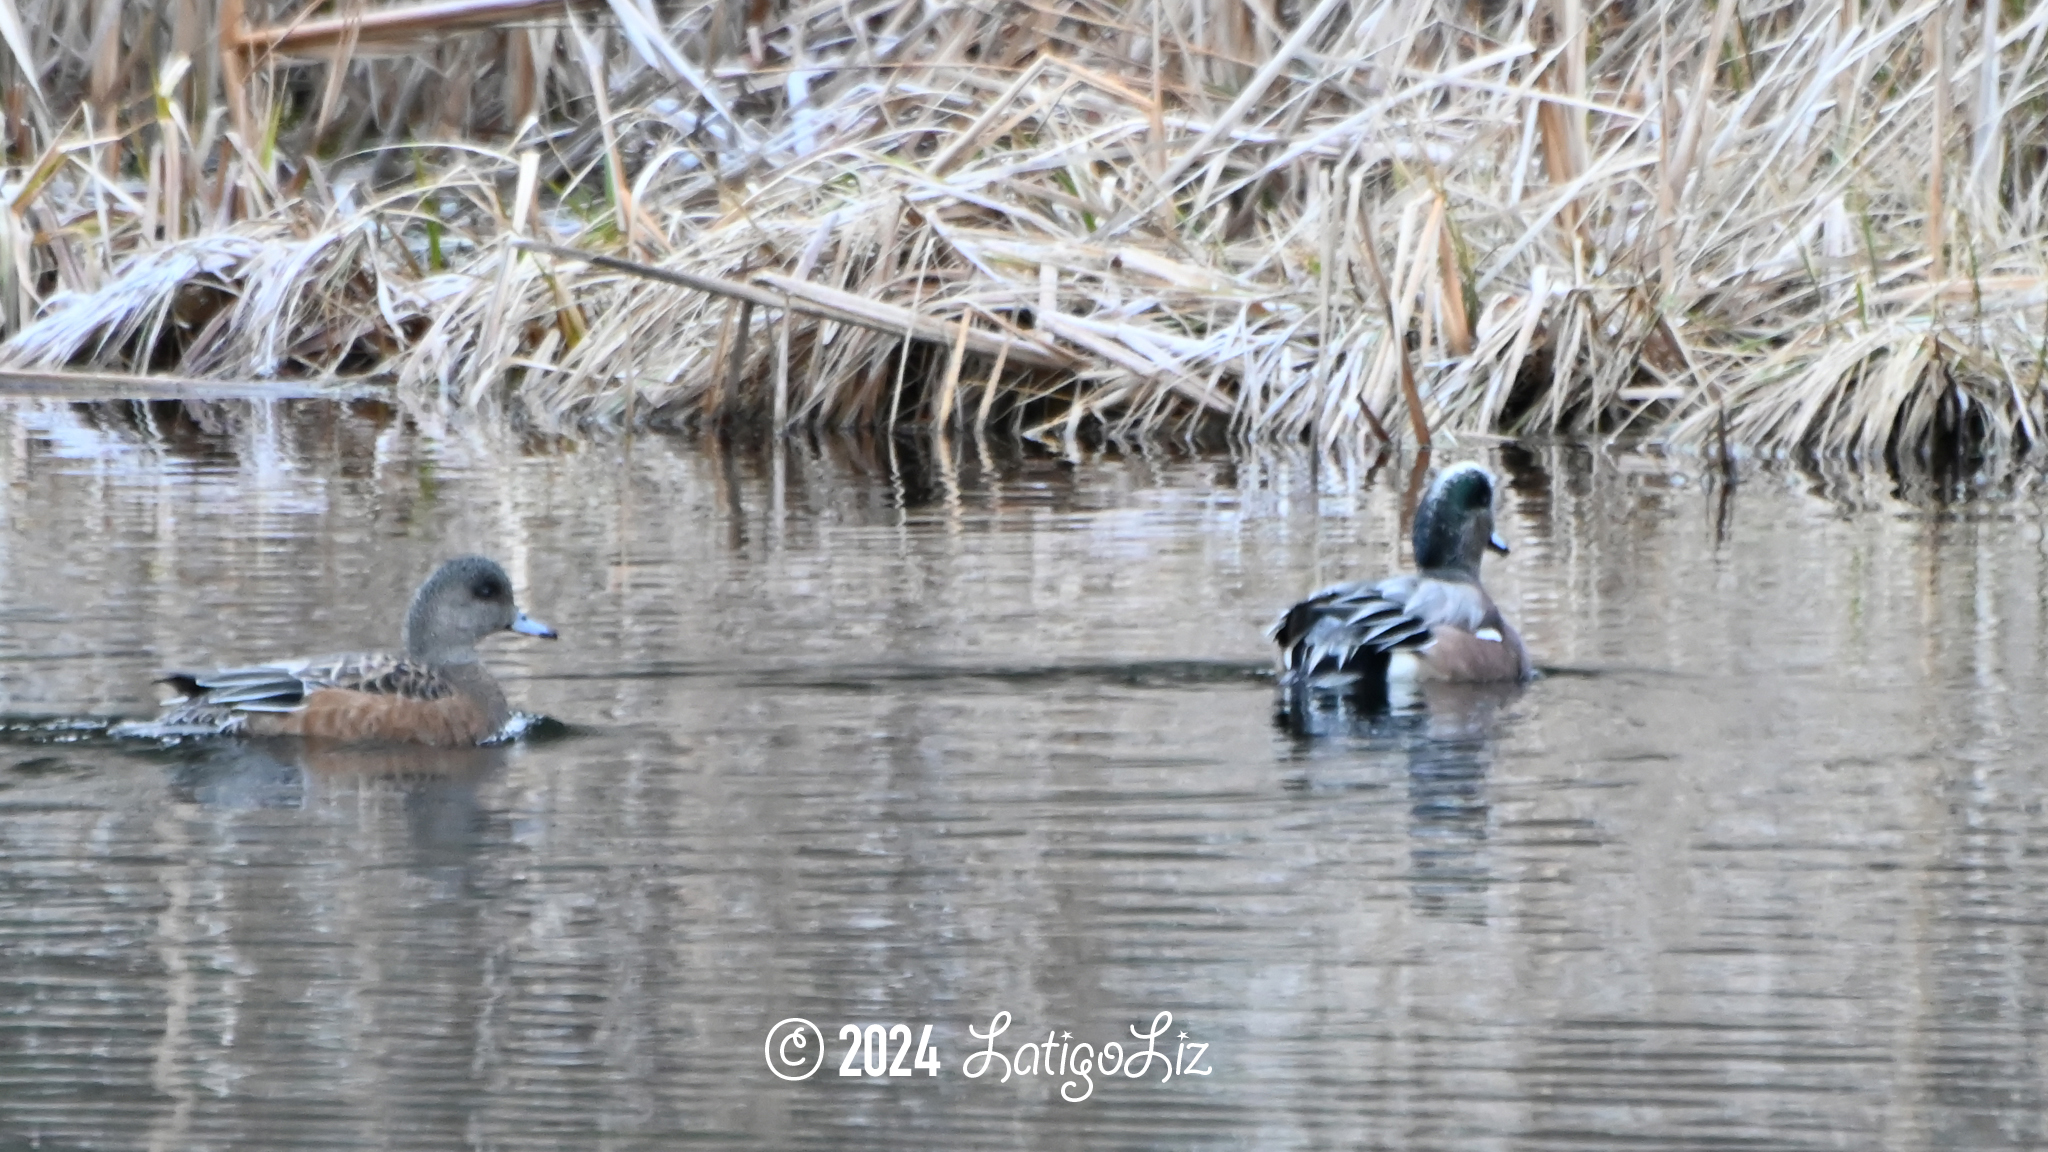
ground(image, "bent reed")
xmin=0 ymin=0 xmax=2039 ymax=463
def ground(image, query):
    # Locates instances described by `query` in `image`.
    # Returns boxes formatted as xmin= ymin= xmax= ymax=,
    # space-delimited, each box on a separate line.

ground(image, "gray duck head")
xmin=402 ymin=555 xmax=556 ymax=664
xmin=1411 ymin=462 xmax=1509 ymax=578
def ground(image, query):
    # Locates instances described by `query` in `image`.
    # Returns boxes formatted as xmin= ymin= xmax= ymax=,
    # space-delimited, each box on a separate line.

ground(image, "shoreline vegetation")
xmin=0 ymin=1 xmax=2037 ymax=465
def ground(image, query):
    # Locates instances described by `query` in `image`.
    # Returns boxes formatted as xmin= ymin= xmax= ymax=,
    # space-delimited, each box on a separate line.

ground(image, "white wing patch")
xmin=1475 ymin=627 xmax=1503 ymax=643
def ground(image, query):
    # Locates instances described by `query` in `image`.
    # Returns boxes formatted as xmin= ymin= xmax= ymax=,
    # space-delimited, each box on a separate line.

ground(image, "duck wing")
xmin=156 ymin=652 xmax=453 ymax=729
xmin=1270 ymin=575 xmax=1493 ymax=687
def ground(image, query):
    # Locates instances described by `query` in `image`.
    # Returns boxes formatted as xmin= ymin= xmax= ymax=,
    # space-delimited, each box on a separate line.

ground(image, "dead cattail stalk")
xmin=154 ymin=56 xmax=191 ymax=242
xmin=1434 ymin=197 xmax=1472 ymax=357
xmin=1312 ymin=165 xmax=1337 ymax=446
xmin=1358 ymin=202 xmax=1429 ymax=450
xmin=1836 ymin=0 xmax=1860 ymax=150
xmin=976 ymin=335 xmax=1010 ymax=433
xmin=773 ymin=293 xmax=791 ymax=428
xmin=933 ymin=310 xmax=971 ymax=426
xmin=1661 ymin=0 xmax=1736 ymax=286
xmin=1968 ymin=0 xmax=2001 ymax=216
xmin=1536 ymin=0 xmax=1589 ymax=247
xmin=1925 ymin=1 xmax=1948 ymax=287
xmin=1655 ymin=23 xmax=1676 ymax=291
xmin=217 ymin=0 xmax=252 ymax=149
xmin=705 ymin=304 xmax=734 ymax=417
xmin=87 ymin=0 xmax=118 ymax=176
xmin=0 ymin=3 xmax=46 ymax=133
xmin=510 ymin=149 xmax=539 ymax=235
xmin=310 ymin=1 xmax=363 ymax=145
xmin=238 ymin=0 xmax=604 ymax=56
xmin=570 ymin=12 xmax=636 ymax=257
xmin=725 ymin=298 xmax=754 ymax=418
xmin=504 ymin=28 xmax=537 ymax=133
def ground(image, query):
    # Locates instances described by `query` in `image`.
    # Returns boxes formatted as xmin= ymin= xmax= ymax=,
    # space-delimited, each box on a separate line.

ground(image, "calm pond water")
xmin=2 ymin=397 xmax=2047 ymax=1149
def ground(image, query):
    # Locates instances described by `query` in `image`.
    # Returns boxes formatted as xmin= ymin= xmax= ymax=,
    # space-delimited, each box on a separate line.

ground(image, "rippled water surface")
xmin=4 ymin=398 xmax=2048 ymax=1149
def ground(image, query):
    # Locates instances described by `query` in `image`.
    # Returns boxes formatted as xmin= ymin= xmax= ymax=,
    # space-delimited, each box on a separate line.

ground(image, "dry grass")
xmin=0 ymin=0 xmax=2041 ymax=464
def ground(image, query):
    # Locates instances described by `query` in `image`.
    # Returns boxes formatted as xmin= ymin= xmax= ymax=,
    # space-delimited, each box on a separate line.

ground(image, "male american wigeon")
xmin=139 ymin=556 xmax=556 ymax=747
xmin=1271 ymin=462 xmax=1531 ymax=706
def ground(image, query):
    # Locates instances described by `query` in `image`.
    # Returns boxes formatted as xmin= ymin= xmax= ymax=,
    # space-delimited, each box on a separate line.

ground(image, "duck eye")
xmin=472 ymin=580 xmax=503 ymax=599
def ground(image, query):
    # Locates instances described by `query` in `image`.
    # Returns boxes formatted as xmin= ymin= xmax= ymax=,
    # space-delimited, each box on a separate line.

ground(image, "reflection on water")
xmin=1280 ymin=685 xmax=1520 ymax=927
xmin=3 ymin=398 xmax=2048 ymax=1147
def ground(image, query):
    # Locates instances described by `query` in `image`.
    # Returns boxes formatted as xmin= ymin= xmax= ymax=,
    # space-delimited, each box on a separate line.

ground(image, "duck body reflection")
xmin=164 ymin=737 xmax=511 ymax=855
xmin=1283 ymin=680 xmax=1523 ymax=923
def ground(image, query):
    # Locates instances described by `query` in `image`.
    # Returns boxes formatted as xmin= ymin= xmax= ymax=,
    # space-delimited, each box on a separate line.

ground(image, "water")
xmin=1 ymin=397 xmax=2046 ymax=1149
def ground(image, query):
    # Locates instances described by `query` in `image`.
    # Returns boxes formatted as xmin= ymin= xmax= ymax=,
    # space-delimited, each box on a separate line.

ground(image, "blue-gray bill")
xmin=511 ymin=612 xmax=557 ymax=639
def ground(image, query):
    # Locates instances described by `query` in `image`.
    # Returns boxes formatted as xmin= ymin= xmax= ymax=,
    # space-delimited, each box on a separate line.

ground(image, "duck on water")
xmin=1271 ymin=462 xmax=1531 ymax=716
xmin=122 ymin=556 xmax=556 ymax=747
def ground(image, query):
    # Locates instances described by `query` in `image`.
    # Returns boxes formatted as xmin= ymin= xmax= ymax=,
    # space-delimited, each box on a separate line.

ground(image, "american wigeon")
xmin=141 ymin=556 xmax=556 ymax=747
xmin=1271 ymin=462 xmax=1531 ymax=706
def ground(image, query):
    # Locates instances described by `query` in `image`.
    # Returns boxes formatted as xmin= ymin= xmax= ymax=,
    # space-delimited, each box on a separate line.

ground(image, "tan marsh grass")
xmin=0 ymin=0 xmax=2038 ymax=464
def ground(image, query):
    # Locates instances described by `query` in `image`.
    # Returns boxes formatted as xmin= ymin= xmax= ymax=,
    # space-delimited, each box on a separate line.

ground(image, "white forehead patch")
xmin=1431 ymin=460 xmax=1494 ymax=496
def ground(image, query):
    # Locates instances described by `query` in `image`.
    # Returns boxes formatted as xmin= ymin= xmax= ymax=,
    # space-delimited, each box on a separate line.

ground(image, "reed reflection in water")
xmin=0 ymin=398 xmax=2046 ymax=1149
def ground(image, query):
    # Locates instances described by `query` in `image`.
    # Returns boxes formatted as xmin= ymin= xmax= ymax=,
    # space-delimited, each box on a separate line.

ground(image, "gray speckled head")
xmin=403 ymin=556 xmax=555 ymax=664
xmin=1411 ymin=462 xmax=1506 ymax=576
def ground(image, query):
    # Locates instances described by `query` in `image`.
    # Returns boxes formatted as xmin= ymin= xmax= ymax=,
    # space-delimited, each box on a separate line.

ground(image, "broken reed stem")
xmin=515 ymin=240 xmax=1072 ymax=371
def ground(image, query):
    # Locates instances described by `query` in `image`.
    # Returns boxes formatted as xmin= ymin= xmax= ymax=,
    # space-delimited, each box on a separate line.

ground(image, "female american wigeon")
xmin=1271 ymin=462 xmax=1531 ymax=707
xmin=141 ymin=556 xmax=556 ymax=747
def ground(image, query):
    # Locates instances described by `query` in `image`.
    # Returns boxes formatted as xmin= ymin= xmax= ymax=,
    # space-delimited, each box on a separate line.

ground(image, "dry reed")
xmin=0 ymin=0 xmax=2040 ymax=464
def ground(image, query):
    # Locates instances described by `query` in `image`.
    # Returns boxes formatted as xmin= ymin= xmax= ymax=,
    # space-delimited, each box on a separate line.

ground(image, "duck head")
xmin=1411 ymin=462 xmax=1509 ymax=578
xmin=403 ymin=555 xmax=557 ymax=664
